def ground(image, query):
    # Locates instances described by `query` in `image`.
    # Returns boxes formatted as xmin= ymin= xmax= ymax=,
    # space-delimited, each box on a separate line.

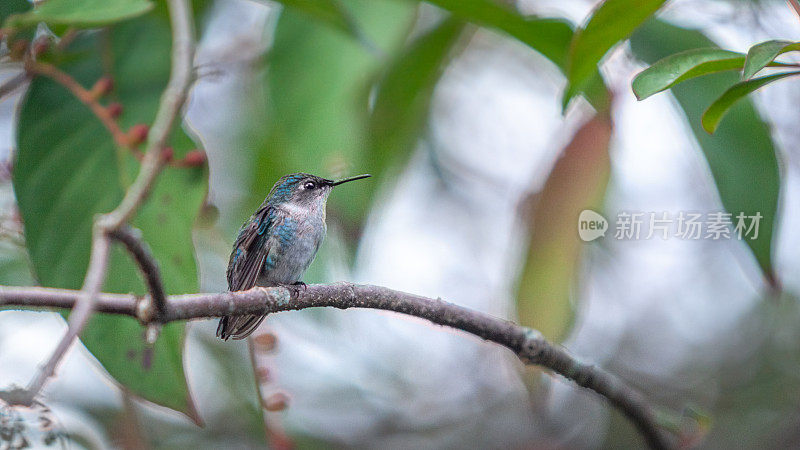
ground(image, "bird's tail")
xmin=216 ymin=314 xmax=267 ymax=340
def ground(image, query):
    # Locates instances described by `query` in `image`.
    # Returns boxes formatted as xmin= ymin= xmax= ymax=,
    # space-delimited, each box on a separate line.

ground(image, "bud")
xmin=126 ymin=124 xmax=149 ymax=147
xmin=107 ymin=102 xmax=123 ymax=118
xmin=256 ymin=366 xmax=271 ymax=383
xmin=253 ymin=332 xmax=277 ymax=351
xmin=262 ymin=392 xmax=289 ymax=412
xmin=178 ymin=149 xmax=207 ymax=167
xmin=90 ymin=76 xmax=114 ymax=98
xmin=162 ymin=146 xmax=174 ymax=162
xmin=32 ymin=36 xmax=50 ymax=57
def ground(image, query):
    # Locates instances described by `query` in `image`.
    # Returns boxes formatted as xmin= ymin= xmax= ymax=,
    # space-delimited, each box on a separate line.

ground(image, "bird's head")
xmin=267 ymin=172 xmax=371 ymax=211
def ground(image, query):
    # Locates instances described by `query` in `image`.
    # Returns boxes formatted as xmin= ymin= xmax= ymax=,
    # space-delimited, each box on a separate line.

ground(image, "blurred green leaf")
xmin=434 ymin=0 xmax=610 ymax=112
xmin=0 ymin=0 xmax=33 ymax=42
xmin=0 ymin=184 xmax=33 ymax=289
xmin=702 ymin=71 xmax=800 ymax=133
xmin=5 ymin=0 xmax=153 ymax=29
xmin=561 ymin=70 xmax=610 ymax=113
xmin=698 ymin=297 xmax=800 ymax=448
xmin=742 ymin=40 xmax=800 ymax=80
xmin=630 ymin=20 xmax=780 ymax=285
xmin=267 ymin=0 xmax=368 ymax=44
xmin=425 ymin=0 xmax=573 ymax=68
xmin=633 ymin=48 xmax=746 ymax=100
xmin=516 ymin=115 xmax=611 ymax=342
xmin=0 ymin=0 xmax=30 ymax=23
xmin=566 ymin=0 xmax=666 ymax=104
xmin=0 ymin=243 xmax=34 ymax=286
xmin=251 ymin=0 xmax=416 ymax=223
xmin=14 ymin=11 xmax=205 ymax=420
xmin=368 ymin=18 xmax=464 ymax=179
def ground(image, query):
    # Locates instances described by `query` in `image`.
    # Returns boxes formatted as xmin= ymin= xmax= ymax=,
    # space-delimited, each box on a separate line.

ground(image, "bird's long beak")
xmin=329 ymin=174 xmax=371 ymax=186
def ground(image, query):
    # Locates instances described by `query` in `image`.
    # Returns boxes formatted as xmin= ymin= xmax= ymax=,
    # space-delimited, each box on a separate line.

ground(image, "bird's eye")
xmin=303 ymin=181 xmax=316 ymax=190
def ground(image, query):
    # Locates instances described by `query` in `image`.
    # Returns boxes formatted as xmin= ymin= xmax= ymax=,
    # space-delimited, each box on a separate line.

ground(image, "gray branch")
xmin=0 ymin=283 xmax=672 ymax=449
xmin=109 ymin=225 xmax=167 ymax=321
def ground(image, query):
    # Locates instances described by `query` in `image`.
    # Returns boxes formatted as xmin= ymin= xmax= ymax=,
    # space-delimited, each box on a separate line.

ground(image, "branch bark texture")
xmin=0 ymin=283 xmax=671 ymax=450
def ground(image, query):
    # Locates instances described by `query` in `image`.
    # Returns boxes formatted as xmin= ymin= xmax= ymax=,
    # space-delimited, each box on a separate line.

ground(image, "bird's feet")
xmin=281 ymin=281 xmax=307 ymax=297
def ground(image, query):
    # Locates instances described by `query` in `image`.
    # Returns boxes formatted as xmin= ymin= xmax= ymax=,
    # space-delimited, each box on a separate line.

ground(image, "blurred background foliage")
xmin=0 ymin=0 xmax=799 ymax=448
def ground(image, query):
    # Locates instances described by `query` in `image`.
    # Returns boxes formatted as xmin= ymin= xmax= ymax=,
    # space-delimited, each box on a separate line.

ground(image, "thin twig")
xmin=103 ymin=0 xmax=195 ymax=229
xmin=22 ymin=227 xmax=111 ymax=401
xmin=19 ymin=0 xmax=196 ymax=404
xmin=24 ymin=61 xmax=128 ymax=148
xmin=56 ymin=28 xmax=78 ymax=52
xmin=0 ymin=283 xmax=673 ymax=450
xmin=108 ymin=225 xmax=167 ymax=321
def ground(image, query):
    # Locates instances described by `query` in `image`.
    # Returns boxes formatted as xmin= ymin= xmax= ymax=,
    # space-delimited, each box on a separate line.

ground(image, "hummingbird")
xmin=217 ymin=172 xmax=371 ymax=340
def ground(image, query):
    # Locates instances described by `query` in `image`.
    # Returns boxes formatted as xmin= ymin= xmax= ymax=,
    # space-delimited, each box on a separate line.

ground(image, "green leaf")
xmin=267 ymin=0 xmax=369 ymax=45
xmin=632 ymin=48 xmax=747 ymax=100
xmin=0 ymin=243 xmax=34 ymax=287
xmin=14 ymin=11 xmax=205 ymax=420
xmin=0 ymin=241 xmax=36 ymax=312
xmin=566 ymin=0 xmax=666 ymax=103
xmin=631 ymin=39 xmax=797 ymax=101
xmin=0 ymin=0 xmax=33 ymax=42
xmin=368 ymin=18 xmax=464 ymax=178
xmin=742 ymin=40 xmax=800 ymax=80
xmin=0 ymin=0 xmax=30 ymax=23
xmin=560 ymin=70 xmax=610 ymax=113
xmin=425 ymin=0 xmax=573 ymax=68
xmin=702 ymin=71 xmax=800 ymax=133
xmin=630 ymin=20 xmax=780 ymax=285
xmin=5 ymin=0 xmax=153 ymax=29
xmin=516 ymin=115 xmax=611 ymax=342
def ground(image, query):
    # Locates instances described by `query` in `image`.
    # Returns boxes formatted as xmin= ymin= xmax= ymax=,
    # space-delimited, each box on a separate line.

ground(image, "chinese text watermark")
xmin=578 ymin=210 xmax=762 ymax=242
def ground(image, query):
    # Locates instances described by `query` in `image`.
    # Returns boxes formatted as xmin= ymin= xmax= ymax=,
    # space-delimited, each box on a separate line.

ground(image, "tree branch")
xmin=103 ymin=0 xmax=195 ymax=228
xmin=0 ymin=283 xmax=673 ymax=450
xmin=18 ymin=0 xmax=197 ymax=403
xmin=108 ymin=225 xmax=167 ymax=322
xmin=21 ymin=226 xmax=111 ymax=401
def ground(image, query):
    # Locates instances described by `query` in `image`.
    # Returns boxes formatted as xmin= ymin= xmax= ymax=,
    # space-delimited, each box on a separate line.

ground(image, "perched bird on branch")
xmin=217 ymin=172 xmax=370 ymax=339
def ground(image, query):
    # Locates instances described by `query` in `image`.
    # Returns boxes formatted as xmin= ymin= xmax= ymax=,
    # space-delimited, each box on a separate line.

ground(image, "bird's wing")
xmin=226 ymin=205 xmax=280 ymax=292
xmin=218 ymin=206 xmax=284 ymax=340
